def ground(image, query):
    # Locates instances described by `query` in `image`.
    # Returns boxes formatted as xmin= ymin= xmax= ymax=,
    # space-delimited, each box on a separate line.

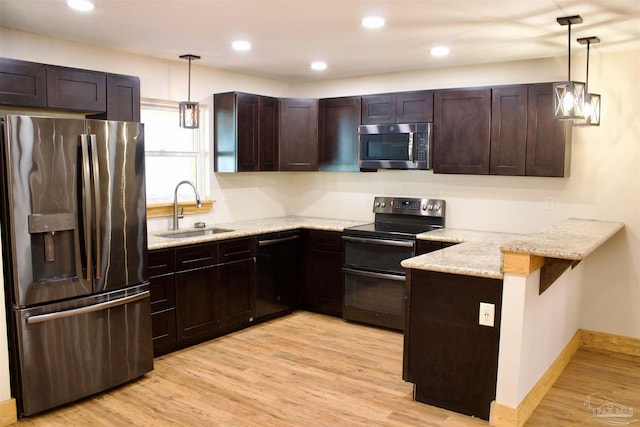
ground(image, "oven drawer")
xmin=343 ymin=236 xmax=414 ymax=274
xmin=343 ymin=267 xmax=405 ymax=331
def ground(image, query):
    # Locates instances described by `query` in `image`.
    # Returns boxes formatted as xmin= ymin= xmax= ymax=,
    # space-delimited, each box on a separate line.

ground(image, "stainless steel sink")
xmin=157 ymin=228 xmax=233 ymax=239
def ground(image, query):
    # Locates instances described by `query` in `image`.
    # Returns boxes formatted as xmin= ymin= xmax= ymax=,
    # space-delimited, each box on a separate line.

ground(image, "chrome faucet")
xmin=173 ymin=180 xmax=202 ymax=230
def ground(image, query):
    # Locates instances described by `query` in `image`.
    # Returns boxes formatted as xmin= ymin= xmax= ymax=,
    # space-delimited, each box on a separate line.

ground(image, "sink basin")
xmin=158 ymin=228 xmax=233 ymax=239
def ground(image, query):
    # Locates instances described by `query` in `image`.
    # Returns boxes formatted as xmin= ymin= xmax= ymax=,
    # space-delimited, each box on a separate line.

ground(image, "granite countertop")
xmin=148 ymin=216 xmax=368 ymax=250
xmin=403 ymin=229 xmax=523 ymax=279
xmin=500 ymin=218 xmax=624 ymax=260
xmin=402 ymin=218 xmax=624 ymax=279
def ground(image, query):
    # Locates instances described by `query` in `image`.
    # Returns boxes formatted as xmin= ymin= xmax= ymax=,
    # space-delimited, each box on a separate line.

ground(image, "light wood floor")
xmin=12 ymin=311 xmax=640 ymax=426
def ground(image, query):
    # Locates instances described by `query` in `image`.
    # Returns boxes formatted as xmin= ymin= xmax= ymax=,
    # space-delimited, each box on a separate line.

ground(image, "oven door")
xmin=343 ymin=267 xmax=405 ymax=331
xmin=342 ymin=235 xmax=415 ymax=331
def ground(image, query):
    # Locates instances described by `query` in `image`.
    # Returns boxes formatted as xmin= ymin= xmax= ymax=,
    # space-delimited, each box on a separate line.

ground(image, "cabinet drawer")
xmin=219 ymin=237 xmax=256 ymax=263
xmin=175 ymin=242 xmax=218 ymax=271
xmin=151 ymin=308 xmax=177 ymax=355
xmin=148 ymin=248 xmax=175 ymax=277
xmin=306 ymin=230 xmax=343 ymax=252
xmin=150 ymin=274 xmax=176 ymax=312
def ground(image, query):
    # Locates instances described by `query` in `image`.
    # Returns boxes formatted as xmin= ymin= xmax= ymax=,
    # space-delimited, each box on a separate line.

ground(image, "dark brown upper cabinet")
xmin=318 ymin=96 xmax=361 ymax=172
xmin=90 ymin=73 xmax=141 ymax=122
xmin=490 ymin=83 xmax=570 ymax=177
xmin=433 ymin=88 xmax=491 ymax=174
xmin=490 ymin=86 xmax=528 ymax=175
xmin=0 ymin=57 xmax=140 ymax=121
xmin=279 ymin=98 xmax=318 ymax=171
xmin=214 ymin=92 xmax=279 ymax=172
xmin=525 ymin=83 xmax=571 ymax=177
xmin=361 ymin=90 xmax=433 ymax=124
xmin=46 ymin=66 xmax=106 ymax=112
xmin=0 ymin=58 xmax=47 ymax=108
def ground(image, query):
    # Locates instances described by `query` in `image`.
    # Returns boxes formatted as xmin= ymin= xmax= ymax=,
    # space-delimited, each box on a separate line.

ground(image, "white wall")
xmin=1 ymin=27 xmax=639 ymax=405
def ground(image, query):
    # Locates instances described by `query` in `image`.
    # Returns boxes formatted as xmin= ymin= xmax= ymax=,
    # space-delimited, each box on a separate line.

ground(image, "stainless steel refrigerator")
xmin=0 ymin=115 xmax=153 ymax=416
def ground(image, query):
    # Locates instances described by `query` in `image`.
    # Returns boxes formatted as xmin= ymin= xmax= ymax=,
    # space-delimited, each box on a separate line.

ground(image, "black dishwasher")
xmin=256 ymin=230 xmax=302 ymax=321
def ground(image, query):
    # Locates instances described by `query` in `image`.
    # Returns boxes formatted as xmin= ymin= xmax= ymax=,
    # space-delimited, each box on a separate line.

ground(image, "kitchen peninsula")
xmin=401 ymin=218 xmax=624 ymax=426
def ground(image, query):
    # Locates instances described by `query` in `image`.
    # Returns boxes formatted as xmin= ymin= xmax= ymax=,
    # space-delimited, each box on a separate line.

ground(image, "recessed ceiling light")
xmin=66 ymin=0 xmax=94 ymax=12
xmin=231 ymin=40 xmax=252 ymax=52
xmin=362 ymin=16 xmax=385 ymax=30
xmin=310 ymin=61 xmax=327 ymax=71
xmin=430 ymin=46 xmax=450 ymax=57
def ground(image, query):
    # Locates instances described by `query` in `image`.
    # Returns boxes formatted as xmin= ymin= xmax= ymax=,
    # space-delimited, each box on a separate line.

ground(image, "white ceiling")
xmin=1 ymin=0 xmax=639 ymax=82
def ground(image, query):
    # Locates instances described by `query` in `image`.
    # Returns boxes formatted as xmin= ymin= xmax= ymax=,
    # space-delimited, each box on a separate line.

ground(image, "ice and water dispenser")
xmin=28 ymin=213 xmax=77 ymax=283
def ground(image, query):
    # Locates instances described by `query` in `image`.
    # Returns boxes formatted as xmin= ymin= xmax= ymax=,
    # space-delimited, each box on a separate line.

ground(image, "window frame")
xmin=141 ymin=98 xmax=210 ymax=205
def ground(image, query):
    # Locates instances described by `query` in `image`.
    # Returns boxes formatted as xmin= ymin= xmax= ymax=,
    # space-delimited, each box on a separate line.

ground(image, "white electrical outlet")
xmin=479 ymin=302 xmax=495 ymax=327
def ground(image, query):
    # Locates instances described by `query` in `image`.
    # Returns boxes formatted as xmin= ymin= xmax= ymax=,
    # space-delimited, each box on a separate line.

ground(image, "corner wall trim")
xmin=580 ymin=329 xmax=640 ymax=357
xmin=490 ymin=330 xmax=581 ymax=427
xmin=0 ymin=398 xmax=17 ymax=427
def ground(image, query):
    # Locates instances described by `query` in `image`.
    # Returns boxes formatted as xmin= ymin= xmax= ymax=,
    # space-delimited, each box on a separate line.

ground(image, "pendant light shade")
xmin=179 ymin=54 xmax=200 ymax=129
xmin=574 ymin=36 xmax=601 ymax=126
xmin=553 ymin=16 xmax=585 ymax=121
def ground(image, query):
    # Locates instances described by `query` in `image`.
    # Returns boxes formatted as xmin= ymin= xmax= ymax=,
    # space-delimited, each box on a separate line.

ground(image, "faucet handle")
xmin=177 ymin=207 xmax=184 ymax=219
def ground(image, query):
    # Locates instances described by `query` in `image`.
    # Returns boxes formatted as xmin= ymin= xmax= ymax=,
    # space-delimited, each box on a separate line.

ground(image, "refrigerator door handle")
xmin=80 ymin=134 xmax=94 ymax=281
xmin=89 ymin=134 xmax=102 ymax=278
xmin=26 ymin=291 xmax=150 ymax=325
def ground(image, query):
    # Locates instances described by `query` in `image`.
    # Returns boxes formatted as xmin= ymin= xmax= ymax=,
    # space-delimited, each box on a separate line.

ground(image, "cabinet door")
xmin=218 ymin=258 xmax=256 ymax=329
xmin=258 ymin=96 xmax=279 ymax=171
xmin=433 ymin=89 xmax=491 ymax=174
xmin=104 ymin=74 xmax=140 ymax=122
xmin=279 ymin=98 xmax=318 ymax=171
xmin=303 ymin=230 xmax=344 ymax=317
xmin=490 ymin=86 xmax=528 ymax=175
xmin=526 ymin=83 xmax=570 ymax=177
xmin=395 ymin=91 xmax=434 ymax=123
xmin=46 ymin=66 xmax=106 ymax=112
xmin=0 ymin=58 xmax=47 ymax=108
xmin=318 ymin=96 xmax=361 ymax=172
xmin=361 ymin=94 xmax=396 ymax=124
xmin=236 ymin=93 xmax=260 ymax=171
xmin=175 ymin=266 xmax=218 ymax=340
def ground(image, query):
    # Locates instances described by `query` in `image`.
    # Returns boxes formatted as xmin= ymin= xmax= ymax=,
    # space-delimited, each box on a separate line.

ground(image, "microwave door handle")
xmin=408 ymin=132 xmax=414 ymax=161
xmin=80 ymin=135 xmax=93 ymax=281
xmin=89 ymin=134 xmax=102 ymax=279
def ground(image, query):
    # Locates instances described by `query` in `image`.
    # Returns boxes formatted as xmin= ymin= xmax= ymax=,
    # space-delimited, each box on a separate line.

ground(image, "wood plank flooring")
xmin=11 ymin=311 xmax=640 ymax=426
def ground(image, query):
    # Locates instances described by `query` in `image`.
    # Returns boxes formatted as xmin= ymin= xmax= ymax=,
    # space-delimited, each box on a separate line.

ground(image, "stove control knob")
xmin=375 ymin=201 xmax=380 ymax=207
xmin=421 ymin=203 xmax=427 ymax=211
xmin=381 ymin=202 xmax=386 ymax=208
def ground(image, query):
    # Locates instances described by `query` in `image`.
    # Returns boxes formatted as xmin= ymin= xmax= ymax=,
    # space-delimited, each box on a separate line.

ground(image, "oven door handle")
xmin=342 ymin=236 xmax=415 ymax=248
xmin=342 ymin=267 xmax=406 ymax=282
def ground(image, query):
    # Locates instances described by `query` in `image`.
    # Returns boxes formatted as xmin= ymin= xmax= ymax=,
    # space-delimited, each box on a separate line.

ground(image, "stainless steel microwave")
xmin=358 ymin=123 xmax=432 ymax=170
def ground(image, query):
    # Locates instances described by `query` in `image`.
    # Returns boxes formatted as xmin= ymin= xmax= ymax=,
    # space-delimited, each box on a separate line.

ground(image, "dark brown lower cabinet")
xmin=303 ymin=230 xmax=344 ymax=317
xmin=149 ymin=237 xmax=256 ymax=356
xmin=403 ymin=269 xmax=502 ymax=420
xmin=218 ymin=258 xmax=256 ymax=331
xmin=175 ymin=266 xmax=219 ymax=341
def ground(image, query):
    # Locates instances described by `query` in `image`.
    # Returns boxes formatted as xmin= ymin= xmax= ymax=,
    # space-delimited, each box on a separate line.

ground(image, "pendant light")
xmin=553 ymin=16 xmax=585 ymax=120
xmin=574 ymin=36 xmax=601 ymax=126
xmin=179 ymin=54 xmax=200 ymax=129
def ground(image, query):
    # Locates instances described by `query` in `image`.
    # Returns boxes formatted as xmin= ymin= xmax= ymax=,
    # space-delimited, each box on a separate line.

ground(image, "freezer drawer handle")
xmin=26 ymin=291 xmax=149 ymax=325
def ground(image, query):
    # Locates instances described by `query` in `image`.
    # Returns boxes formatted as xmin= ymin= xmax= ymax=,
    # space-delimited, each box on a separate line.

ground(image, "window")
xmin=141 ymin=99 xmax=209 ymax=204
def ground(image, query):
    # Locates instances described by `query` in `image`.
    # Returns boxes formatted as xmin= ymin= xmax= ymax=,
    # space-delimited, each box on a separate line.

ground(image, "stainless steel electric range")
xmin=342 ymin=196 xmax=445 ymax=330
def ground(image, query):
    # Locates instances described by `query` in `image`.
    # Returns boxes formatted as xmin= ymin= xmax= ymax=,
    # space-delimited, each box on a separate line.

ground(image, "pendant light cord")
xmin=187 ymin=57 xmax=192 ymax=103
xmin=567 ymin=23 xmax=572 ymax=81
